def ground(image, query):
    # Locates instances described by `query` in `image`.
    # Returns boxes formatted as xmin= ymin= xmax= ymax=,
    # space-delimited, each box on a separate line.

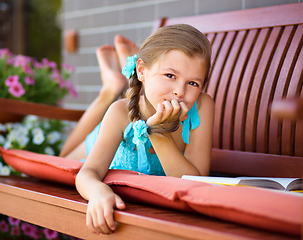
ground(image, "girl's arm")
xmin=75 ymin=100 xmax=128 ymax=234
xmin=60 ymin=89 xmax=117 ymax=157
xmin=149 ymin=93 xmax=214 ymax=177
xmin=75 ymin=167 xmax=125 ymax=234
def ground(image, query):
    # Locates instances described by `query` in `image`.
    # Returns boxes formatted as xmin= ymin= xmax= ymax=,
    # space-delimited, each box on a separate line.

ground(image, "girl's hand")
xmin=146 ymin=99 xmax=189 ymax=127
xmin=86 ymin=189 xmax=125 ymax=235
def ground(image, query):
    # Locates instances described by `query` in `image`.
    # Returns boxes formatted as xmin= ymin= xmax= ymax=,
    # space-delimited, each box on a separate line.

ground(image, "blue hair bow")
xmin=122 ymin=54 xmax=138 ymax=79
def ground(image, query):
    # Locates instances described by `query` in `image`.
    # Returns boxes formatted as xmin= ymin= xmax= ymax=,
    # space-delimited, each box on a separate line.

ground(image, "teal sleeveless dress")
xmin=84 ymin=101 xmax=200 ymax=176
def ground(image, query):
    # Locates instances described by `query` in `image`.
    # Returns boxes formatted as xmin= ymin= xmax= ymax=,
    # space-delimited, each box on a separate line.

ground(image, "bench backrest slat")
xmin=161 ymin=3 xmax=303 ymax=176
xmin=163 ymin=3 xmax=303 ymax=33
xmin=233 ymin=29 xmax=260 ymax=152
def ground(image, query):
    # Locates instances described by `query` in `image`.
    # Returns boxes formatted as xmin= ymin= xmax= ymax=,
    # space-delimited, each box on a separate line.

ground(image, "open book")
xmin=181 ymin=175 xmax=302 ymax=191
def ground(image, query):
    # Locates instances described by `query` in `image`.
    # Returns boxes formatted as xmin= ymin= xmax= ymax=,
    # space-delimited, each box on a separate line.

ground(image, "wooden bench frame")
xmin=0 ymin=3 xmax=302 ymax=240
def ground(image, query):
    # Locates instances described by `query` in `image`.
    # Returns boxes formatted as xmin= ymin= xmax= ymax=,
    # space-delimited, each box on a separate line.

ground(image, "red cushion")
xmin=0 ymin=146 xmax=83 ymax=186
xmin=103 ymin=170 xmax=302 ymax=236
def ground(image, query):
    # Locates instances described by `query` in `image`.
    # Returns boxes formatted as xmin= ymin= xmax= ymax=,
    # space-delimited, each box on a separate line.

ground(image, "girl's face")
xmin=138 ymin=50 xmax=207 ymax=114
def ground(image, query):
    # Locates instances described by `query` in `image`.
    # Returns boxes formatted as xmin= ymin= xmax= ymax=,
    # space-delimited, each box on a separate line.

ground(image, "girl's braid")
xmin=126 ymin=71 xmax=142 ymax=122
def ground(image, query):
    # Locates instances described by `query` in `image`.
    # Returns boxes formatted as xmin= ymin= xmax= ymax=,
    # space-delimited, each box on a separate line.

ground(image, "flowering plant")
xmin=0 ymin=48 xmax=77 ymax=105
xmin=0 ymin=115 xmax=73 ymax=176
xmin=0 ymin=216 xmax=80 ymax=240
xmin=0 ymin=116 xmax=81 ymax=239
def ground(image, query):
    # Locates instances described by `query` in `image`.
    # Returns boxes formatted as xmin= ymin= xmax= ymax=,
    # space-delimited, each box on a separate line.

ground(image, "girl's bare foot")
xmin=96 ymin=44 xmax=128 ymax=98
xmin=114 ymin=35 xmax=140 ymax=70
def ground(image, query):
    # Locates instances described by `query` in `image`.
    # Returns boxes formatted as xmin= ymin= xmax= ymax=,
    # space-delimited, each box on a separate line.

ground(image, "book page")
xmin=181 ymin=176 xmax=241 ymax=185
xmin=237 ymin=177 xmax=301 ymax=190
xmin=181 ymin=176 xmax=302 ymax=191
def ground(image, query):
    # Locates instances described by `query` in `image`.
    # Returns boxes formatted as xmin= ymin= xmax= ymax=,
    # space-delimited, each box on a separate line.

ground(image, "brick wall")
xmin=61 ymin=0 xmax=300 ymax=110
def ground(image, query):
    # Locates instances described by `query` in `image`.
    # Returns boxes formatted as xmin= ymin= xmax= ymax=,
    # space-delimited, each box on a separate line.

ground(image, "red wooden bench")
xmin=0 ymin=2 xmax=302 ymax=239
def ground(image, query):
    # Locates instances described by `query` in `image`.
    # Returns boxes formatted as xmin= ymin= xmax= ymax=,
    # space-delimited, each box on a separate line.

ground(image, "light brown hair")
xmin=126 ymin=24 xmax=212 ymax=135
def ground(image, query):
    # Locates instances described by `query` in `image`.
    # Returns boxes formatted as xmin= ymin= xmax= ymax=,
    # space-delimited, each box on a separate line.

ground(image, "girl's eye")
xmin=165 ymin=74 xmax=175 ymax=79
xmin=189 ymin=81 xmax=199 ymax=87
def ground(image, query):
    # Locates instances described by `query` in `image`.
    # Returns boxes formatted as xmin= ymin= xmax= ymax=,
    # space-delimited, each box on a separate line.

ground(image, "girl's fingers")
xmin=103 ymin=203 xmax=115 ymax=233
xmin=147 ymin=100 xmax=189 ymax=126
xmin=87 ymin=203 xmax=114 ymax=235
xmin=115 ymin=194 xmax=126 ymax=210
xmin=146 ymin=103 xmax=164 ymax=126
xmin=162 ymin=100 xmax=174 ymax=120
xmin=171 ymin=99 xmax=181 ymax=117
xmin=102 ymin=195 xmax=126 ymax=231
xmin=87 ymin=211 xmax=102 ymax=235
xmin=102 ymin=195 xmax=125 ymax=233
xmin=179 ymin=102 xmax=189 ymax=121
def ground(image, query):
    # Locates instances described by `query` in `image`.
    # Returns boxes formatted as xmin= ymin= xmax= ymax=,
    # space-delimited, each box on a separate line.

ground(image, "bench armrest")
xmin=0 ymin=98 xmax=84 ymax=122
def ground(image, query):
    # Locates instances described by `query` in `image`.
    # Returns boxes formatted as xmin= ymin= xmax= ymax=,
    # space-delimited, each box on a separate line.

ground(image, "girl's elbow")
xmin=75 ymin=170 xmax=84 ymax=191
xmin=75 ymin=167 xmax=90 ymax=191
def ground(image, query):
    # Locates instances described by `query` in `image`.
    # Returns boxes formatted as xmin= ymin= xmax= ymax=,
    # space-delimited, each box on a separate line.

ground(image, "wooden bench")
xmin=0 ymin=2 xmax=302 ymax=239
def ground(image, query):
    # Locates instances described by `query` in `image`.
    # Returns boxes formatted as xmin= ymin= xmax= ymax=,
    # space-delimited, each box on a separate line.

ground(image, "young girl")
xmin=76 ymin=24 xmax=215 ymax=235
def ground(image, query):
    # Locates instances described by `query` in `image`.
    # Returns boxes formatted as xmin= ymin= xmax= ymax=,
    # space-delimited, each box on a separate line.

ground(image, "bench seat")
xmin=0 ymin=176 xmax=299 ymax=240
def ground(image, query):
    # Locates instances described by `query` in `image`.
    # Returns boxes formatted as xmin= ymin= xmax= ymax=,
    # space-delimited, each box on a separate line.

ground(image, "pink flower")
xmin=21 ymin=222 xmax=36 ymax=237
xmin=66 ymin=80 xmax=78 ymax=98
xmin=25 ymin=76 xmax=35 ymax=85
xmin=42 ymin=58 xmax=49 ymax=66
xmin=0 ymin=48 xmax=12 ymax=58
xmin=22 ymin=63 xmax=33 ymax=74
xmin=10 ymin=226 xmax=21 ymax=236
xmin=62 ymin=63 xmax=76 ymax=72
xmin=32 ymin=227 xmax=43 ymax=240
xmin=0 ymin=220 xmax=9 ymax=232
xmin=8 ymin=82 xmax=25 ymax=98
xmin=49 ymin=61 xmax=57 ymax=68
xmin=58 ymin=80 xmax=65 ymax=88
xmin=51 ymin=69 xmax=65 ymax=88
xmin=8 ymin=217 xmax=21 ymax=226
xmin=43 ymin=228 xmax=59 ymax=239
xmin=33 ymin=61 xmax=44 ymax=69
xmin=5 ymin=75 xmax=19 ymax=86
xmin=6 ymin=58 xmax=14 ymax=65
xmin=13 ymin=55 xmax=31 ymax=67
xmin=50 ymin=68 xmax=60 ymax=79
xmin=42 ymin=58 xmax=57 ymax=68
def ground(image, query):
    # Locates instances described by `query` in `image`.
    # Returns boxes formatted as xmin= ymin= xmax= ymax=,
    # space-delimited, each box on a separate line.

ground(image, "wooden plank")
xmin=226 ymin=29 xmax=259 ymax=151
xmin=0 ymin=176 xmax=299 ymax=240
xmin=0 ymin=98 xmax=84 ymax=121
xmin=163 ymin=3 xmax=303 ymax=34
xmin=210 ymin=148 xmax=303 ymax=178
xmin=205 ymin=32 xmax=226 ymax=97
xmin=233 ymin=28 xmax=266 ymax=151
xmin=295 ymin=90 xmax=303 ymax=157
xmin=256 ymin=26 xmax=294 ymax=154
xmin=209 ymin=32 xmax=236 ymax=149
xmin=245 ymin=27 xmax=280 ymax=153
xmin=221 ymin=30 xmax=247 ymax=150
